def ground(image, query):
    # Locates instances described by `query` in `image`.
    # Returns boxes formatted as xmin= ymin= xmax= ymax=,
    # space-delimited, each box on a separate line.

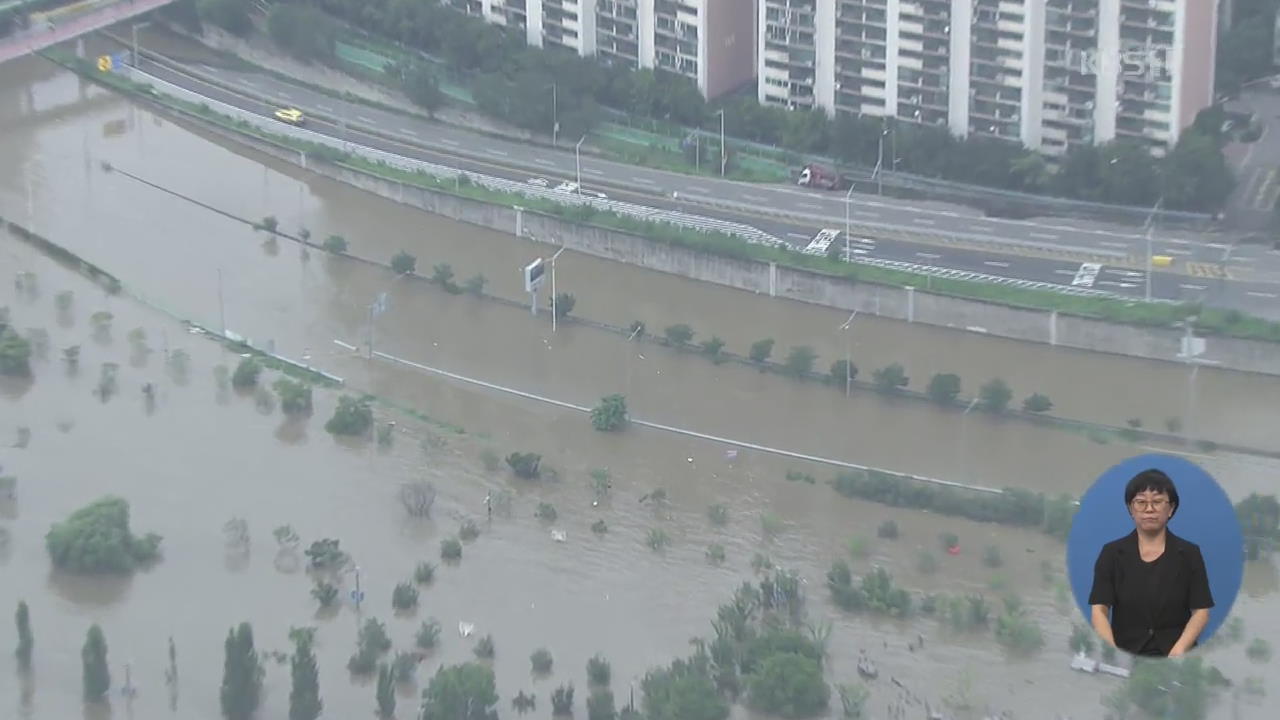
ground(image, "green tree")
xmin=289 ymin=633 xmax=323 ymax=720
xmin=322 ymin=235 xmax=348 ymax=254
xmin=1069 ymin=623 xmax=1096 ymax=655
xmin=784 ymin=346 xmax=818 ymax=377
xmin=376 ymin=663 xmax=396 ymax=717
xmin=829 ymin=359 xmax=857 ymax=386
xmin=267 ymin=3 xmax=337 ymax=62
xmin=0 ymin=327 xmax=32 ymax=376
xmin=746 ymin=652 xmax=830 ymax=718
xmin=273 ymin=377 xmax=314 ymax=416
xmin=391 ymin=250 xmax=417 ymax=275
xmin=588 ymin=689 xmax=617 ymax=720
xmin=420 ymin=662 xmax=500 ymax=720
xmin=979 ymin=378 xmax=1012 ymax=412
xmin=587 ymin=654 xmax=612 ymax=686
xmin=197 ymin=0 xmax=252 ymax=36
xmin=1119 ymin=656 xmax=1217 ymax=720
xmin=506 ymin=452 xmax=542 ymax=479
xmin=404 ymin=64 xmax=447 ymax=116
xmin=591 ymin=394 xmax=629 ymax=431
xmin=872 ymin=363 xmax=909 ymax=391
xmin=1161 ymin=130 xmax=1235 ymax=212
xmin=46 ymin=496 xmax=162 ymax=573
xmin=1236 ymin=493 xmax=1280 ymax=540
xmin=749 ymin=338 xmax=775 ymax=363
xmin=926 ymin=373 xmax=961 ymax=404
xmin=221 ymin=622 xmax=264 ymax=720
xmin=531 ymin=648 xmax=554 ymax=674
xmin=82 ymin=624 xmax=110 ymax=700
xmin=664 ymin=323 xmax=695 ymax=345
xmin=231 ymin=357 xmax=261 ymax=389
xmin=15 ymin=601 xmax=32 ymax=667
xmin=701 ymin=336 xmax=725 ymax=360
xmin=994 ymin=603 xmax=1044 ymax=654
xmin=641 ymin=657 xmax=729 ymax=720
xmin=325 ymin=395 xmax=374 ymax=436
xmin=554 ymin=292 xmax=576 ymax=319
xmin=1022 ymin=393 xmax=1053 ymax=413
xmin=463 ymin=274 xmax=488 ymax=295
xmin=837 ymin=682 xmax=869 ymax=719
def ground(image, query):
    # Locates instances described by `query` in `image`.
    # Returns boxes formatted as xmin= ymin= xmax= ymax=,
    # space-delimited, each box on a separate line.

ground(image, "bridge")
xmin=0 ymin=0 xmax=174 ymax=65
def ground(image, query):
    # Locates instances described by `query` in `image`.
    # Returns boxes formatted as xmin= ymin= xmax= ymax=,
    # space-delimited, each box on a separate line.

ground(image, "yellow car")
xmin=273 ymin=107 xmax=305 ymax=126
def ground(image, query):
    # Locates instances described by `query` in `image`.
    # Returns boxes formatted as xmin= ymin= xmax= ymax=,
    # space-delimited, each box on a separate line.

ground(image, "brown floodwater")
xmin=1 ymin=54 xmax=1276 ymax=720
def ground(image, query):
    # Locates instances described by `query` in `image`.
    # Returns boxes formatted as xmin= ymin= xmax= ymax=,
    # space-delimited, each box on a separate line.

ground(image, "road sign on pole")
xmin=524 ymin=258 xmax=545 ymax=293
xmin=97 ymin=55 xmax=113 ymax=72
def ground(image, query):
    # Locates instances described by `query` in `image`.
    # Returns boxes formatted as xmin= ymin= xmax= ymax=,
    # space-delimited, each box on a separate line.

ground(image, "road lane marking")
xmin=983 ymin=261 xmax=1011 ymax=268
xmin=1162 ymin=248 xmax=1192 ymax=255
xmin=583 ymin=168 xmax=604 ymax=176
xmin=315 ymin=104 xmax=334 ymax=112
xmin=852 ymin=210 xmax=880 ymax=217
xmin=1166 ymin=238 xmax=1190 ymax=245
xmin=914 ymin=218 xmax=936 ymax=225
xmin=915 ymin=252 xmax=942 ymax=259
xmin=971 ymin=225 xmax=995 ymax=231
xmin=400 ymin=128 xmax=419 ymax=137
xmin=356 ymin=115 xmax=376 ymax=124
xmin=437 ymin=138 xmax=459 ymax=146
xmin=1028 ymin=231 xmax=1059 ymax=239
xmin=534 ymin=158 xmax=556 ymax=167
xmin=1205 ymin=242 xmax=1229 ymax=249
xmin=1179 ymin=284 xmax=1208 ymax=290
xmin=787 ymin=232 xmax=811 ymax=240
xmin=743 ymin=194 xmax=768 ymax=202
xmin=1053 ymin=269 xmax=1077 ymax=276
xmin=632 ymin=176 xmax=658 ymax=185
xmin=1248 ymin=291 xmax=1280 ymax=298
xmin=1100 ymin=241 xmax=1130 ymax=249
xmin=486 ymin=149 xmax=509 ymax=157
xmin=687 ymin=186 xmax=711 ymax=193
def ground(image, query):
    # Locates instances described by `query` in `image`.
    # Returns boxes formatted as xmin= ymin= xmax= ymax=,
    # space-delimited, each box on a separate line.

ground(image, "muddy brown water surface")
xmin=1 ymin=56 xmax=1277 ymax=719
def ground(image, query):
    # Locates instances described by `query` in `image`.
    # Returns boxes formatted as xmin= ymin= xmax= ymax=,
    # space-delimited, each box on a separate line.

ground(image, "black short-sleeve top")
xmin=1088 ymin=529 xmax=1214 ymax=656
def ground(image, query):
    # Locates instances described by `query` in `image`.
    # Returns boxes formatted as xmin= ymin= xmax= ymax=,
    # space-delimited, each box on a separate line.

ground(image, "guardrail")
xmin=120 ymin=66 xmax=1159 ymax=301
xmin=124 ymin=66 xmax=786 ymax=249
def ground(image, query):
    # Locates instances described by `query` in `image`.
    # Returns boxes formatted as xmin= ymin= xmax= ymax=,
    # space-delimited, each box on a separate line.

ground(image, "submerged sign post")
xmin=524 ymin=258 xmax=546 ymax=316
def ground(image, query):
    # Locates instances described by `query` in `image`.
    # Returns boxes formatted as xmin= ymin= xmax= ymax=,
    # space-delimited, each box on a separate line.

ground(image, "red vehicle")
xmin=797 ymin=163 xmax=852 ymax=191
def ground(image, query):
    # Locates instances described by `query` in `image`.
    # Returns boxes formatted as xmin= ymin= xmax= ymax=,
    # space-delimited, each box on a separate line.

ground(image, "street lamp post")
xmin=716 ymin=109 xmax=726 ymax=177
xmin=131 ymin=21 xmax=150 ymax=68
xmin=957 ymin=396 xmax=979 ymax=484
xmin=549 ymin=83 xmax=559 ymax=146
xmin=1145 ymin=196 xmax=1163 ymax=302
xmin=575 ymin=135 xmax=586 ymax=195
xmin=875 ymin=128 xmax=889 ymax=195
xmin=840 ymin=312 xmax=857 ymax=397
xmin=550 ymin=246 xmax=567 ymax=332
xmin=843 ymin=183 xmax=855 ymax=262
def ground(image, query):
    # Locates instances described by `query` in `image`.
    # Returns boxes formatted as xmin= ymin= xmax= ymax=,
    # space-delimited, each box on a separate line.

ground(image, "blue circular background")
xmin=1066 ymin=453 xmax=1244 ymax=646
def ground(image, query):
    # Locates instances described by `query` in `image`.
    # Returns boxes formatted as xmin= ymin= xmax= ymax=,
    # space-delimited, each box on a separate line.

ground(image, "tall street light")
xmin=843 ymin=183 xmax=856 ymax=262
xmin=131 ymin=21 xmax=150 ymax=67
xmin=575 ymin=135 xmax=587 ymax=195
xmin=550 ymin=246 xmax=568 ymax=333
xmin=839 ymin=312 xmax=857 ymax=397
xmin=875 ymin=126 xmax=889 ymax=195
xmin=716 ymin=109 xmax=727 ymax=177
xmin=1145 ymin=196 xmax=1163 ymax=302
xmin=548 ymin=83 xmax=559 ymax=147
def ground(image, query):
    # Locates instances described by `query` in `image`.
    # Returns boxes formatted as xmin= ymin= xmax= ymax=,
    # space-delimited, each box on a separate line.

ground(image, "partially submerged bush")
xmin=45 ymin=496 xmax=161 ymax=573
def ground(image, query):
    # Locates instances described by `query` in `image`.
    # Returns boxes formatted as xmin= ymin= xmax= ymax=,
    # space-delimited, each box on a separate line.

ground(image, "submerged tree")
xmin=221 ymin=622 xmax=264 ymax=720
xmin=420 ymin=662 xmax=500 ymax=720
xmin=590 ymin=394 xmax=629 ymax=432
xmin=15 ymin=600 xmax=32 ymax=668
xmin=325 ymin=395 xmax=374 ymax=437
xmin=82 ymin=624 xmax=110 ymax=701
xmin=46 ymin=496 xmax=162 ymax=573
xmin=289 ymin=632 xmax=323 ymax=720
xmin=376 ymin=662 xmax=397 ymax=718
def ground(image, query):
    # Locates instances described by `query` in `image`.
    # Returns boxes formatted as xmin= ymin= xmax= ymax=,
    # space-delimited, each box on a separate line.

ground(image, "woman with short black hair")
xmin=1089 ymin=469 xmax=1213 ymax=657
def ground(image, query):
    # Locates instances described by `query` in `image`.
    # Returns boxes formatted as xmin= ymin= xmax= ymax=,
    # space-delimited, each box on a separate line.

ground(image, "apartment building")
xmin=758 ymin=0 xmax=1218 ymax=156
xmin=445 ymin=0 xmax=755 ymax=99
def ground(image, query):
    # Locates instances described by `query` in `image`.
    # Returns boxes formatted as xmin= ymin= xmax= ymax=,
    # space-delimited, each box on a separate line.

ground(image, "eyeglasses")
xmin=1131 ymin=499 xmax=1170 ymax=512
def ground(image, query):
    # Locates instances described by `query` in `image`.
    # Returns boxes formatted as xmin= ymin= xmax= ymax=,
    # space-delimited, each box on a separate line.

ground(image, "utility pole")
xmin=844 ymin=183 xmax=855 ymax=263
xmin=550 ymin=246 xmax=567 ymax=332
xmin=840 ymin=312 xmax=857 ymax=397
xmin=575 ymin=135 xmax=586 ymax=195
xmin=550 ymin=83 xmax=558 ymax=146
xmin=719 ymin=110 xmax=727 ymax=177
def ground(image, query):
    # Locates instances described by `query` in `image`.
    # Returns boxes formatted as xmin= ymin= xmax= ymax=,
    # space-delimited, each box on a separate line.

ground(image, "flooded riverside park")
xmin=1 ymin=53 xmax=1276 ymax=720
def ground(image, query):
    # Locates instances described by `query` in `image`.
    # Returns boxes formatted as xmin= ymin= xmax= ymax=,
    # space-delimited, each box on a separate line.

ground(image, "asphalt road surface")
xmin=126 ymin=54 xmax=1280 ymax=318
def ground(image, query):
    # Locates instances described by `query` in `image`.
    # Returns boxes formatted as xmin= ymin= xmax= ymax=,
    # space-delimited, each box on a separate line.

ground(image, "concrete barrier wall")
xmin=153 ymin=102 xmax=1280 ymax=377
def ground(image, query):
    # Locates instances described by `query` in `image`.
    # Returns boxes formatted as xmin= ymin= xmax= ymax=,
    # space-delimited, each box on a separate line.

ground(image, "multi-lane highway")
xmin=116 ymin=48 xmax=1280 ymax=316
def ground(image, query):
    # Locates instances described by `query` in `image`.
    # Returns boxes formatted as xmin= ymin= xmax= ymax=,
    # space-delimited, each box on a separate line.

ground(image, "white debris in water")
xmin=687 ymin=457 xmax=694 ymax=463
xmin=458 ymin=622 xmax=475 ymax=638
xmin=551 ymin=529 xmax=567 ymax=542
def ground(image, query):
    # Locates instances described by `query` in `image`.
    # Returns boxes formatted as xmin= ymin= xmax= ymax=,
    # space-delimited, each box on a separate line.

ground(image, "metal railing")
xmin=126 ymin=66 xmax=785 ymax=248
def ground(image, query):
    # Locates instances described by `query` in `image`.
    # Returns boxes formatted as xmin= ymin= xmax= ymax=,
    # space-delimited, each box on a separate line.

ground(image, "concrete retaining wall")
xmin=148 ymin=100 xmax=1280 ymax=377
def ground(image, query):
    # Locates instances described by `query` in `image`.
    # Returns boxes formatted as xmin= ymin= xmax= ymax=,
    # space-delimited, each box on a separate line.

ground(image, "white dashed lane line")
xmin=915 ymin=252 xmax=942 ymax=259
xmin=914 ymin=218 xmax=937 ymax=225
xmin=534 ymin=159 xmax=556 ymax=167
xmin=983 ymin=261 xmax=1011 ymax=268
xmin=356 ymin=115 xmax=376 ymax=124
xmin=1248 ymin=291 xmax=1279 ymax=298
xmin=1028 ymin=232 xmax=1059 ymax=239
xmin=1180 ymin=284 xmax=1208 ymax=290
xmin=437 ymin=138 xmax=459 ymax=146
